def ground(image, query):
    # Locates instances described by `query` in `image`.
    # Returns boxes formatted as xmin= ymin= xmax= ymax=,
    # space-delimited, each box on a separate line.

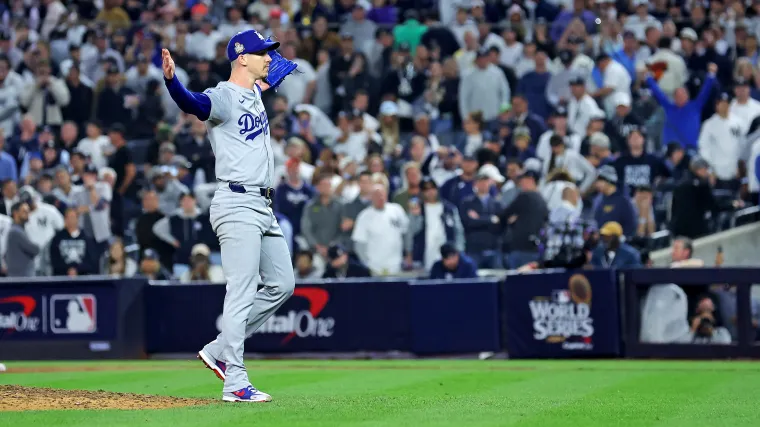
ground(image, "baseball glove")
xmin=264 ymin=39 xmax=298 ymax=89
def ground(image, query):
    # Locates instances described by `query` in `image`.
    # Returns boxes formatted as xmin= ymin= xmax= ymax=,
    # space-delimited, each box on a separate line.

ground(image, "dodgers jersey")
xmin=203 ymin=81 xmax=275 ymax=188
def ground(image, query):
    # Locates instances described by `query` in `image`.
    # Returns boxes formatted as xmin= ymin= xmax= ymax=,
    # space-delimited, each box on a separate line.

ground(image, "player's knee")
xmin=280 ymin=273 xmax=295 ymax=297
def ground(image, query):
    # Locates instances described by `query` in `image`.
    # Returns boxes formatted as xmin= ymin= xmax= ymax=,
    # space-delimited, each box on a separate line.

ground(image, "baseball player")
xmin=162 ymin=30 xmax=298 ymax=403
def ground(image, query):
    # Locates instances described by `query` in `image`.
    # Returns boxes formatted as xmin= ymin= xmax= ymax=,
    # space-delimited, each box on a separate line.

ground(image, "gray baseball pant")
xmin=202 ymin=186 xmax=295 ymax=392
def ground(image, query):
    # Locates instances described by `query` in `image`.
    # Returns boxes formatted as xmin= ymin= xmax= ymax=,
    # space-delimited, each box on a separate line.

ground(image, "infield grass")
xmin=1 ymin=360 xmax=759 ymax=427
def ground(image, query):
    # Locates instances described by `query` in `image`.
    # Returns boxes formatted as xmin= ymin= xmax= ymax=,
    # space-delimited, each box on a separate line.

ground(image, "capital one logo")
xmin=216 ymin=288 xmax=335 ymax=344
xmin=0 ymin=296 xmax=41 ymax=334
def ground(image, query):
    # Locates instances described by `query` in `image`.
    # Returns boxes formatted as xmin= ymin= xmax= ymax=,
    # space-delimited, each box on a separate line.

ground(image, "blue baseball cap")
xmin=226 ymin=30 xmax=280 ymax=62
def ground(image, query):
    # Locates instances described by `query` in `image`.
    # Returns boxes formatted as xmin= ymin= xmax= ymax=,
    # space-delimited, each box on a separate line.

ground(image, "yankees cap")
xmin=226 ymin=30 xmax=279 ymax=62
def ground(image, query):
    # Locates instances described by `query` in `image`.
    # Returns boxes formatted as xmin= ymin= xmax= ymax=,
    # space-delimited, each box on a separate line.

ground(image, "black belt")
xmin=225 ymin=182 xmax=275 ymax=199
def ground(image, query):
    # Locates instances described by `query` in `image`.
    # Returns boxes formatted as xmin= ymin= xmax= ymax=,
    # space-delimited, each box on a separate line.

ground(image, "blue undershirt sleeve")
xmin=164 ymin=76 xmax=213 ymax=121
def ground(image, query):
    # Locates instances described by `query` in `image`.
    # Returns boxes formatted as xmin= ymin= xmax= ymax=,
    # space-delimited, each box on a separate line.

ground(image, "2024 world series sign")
xmin=503 ymin=270 xmax=621 ymax=358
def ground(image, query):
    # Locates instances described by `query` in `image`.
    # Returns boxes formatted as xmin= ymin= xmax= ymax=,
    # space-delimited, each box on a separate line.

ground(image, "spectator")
xmin=567 ymin=75 xmax=605 ymax=137
xmin=179 ymin=243 xmax=224 ymax=283
xmin=352 ymin=184 xmax=408 ymax=276
xmin=100 ymin=236 xmax=137 ymax=277
xmin=646 ymin=37 xmax=688 ymax=97
xmin=134 ymin=190 xmax=172 ymax=269
xmin=459 ymin=47 xmax=510 ymax=122
xmin=61 ymin=64 xmax=94 ymax=130
xmin=0 ymin=180 xmax=18 ymax=216
xmin=138 ymin=248 xmax=172 ymax=280
xmin=429 ymin=242 xmax=478 ymax=280
xmin=517 ymin=50 xmax=553 ymax=120
xmin=602 ymin=92 xmax=644 ymax=154
xmin=71 ymin=163 xmax=112 ymax=252
xmin=439 ymin=155 xmax=480 ymax=205
xmin=670 ymin=157 xmax=723 ymax=239
xmin=0 ymin=210 xmax=10 ymax=275
xmin=152 ymin=192 xmax=213 ymax=267
xmin=590 ymin=221 xmax=642 ymax=268
xmin=646 ymin=63 xmax=717 ymax=151
xmin=664 ymin=142 xmax=690 ymax=183
xmin=536 ymin=106 xmax=582 ymax=163
xmin=187 ymin=17 xmax=223 ymax=61
xmin=541 ymin=134 xmax=596 ymax=193
xmin=542 ymin=169 xmax=583 ymax=214
xmin=548 ymin=185 xmax=582 ymax=226
xmin=96 ymin=65 xmax=136 ymax=130
xmin=49 ymin=207 xmax=98 ymax=276
xmin=0 ymin=131 xmax=18 ymax=182
xmin=107 ymin=123 xmax=137 ymax=235
xmin=275 ymin=157 xmax=315 ymax=241
xmin=19 ymin=60 xmax=70 ymax=128
xmin=499 ymin=170 xmax=548 ymax=269
xmin=336 ymin=171 xmax=372 ymax=252
xmin=77 ymin=121 xmax=112 ymax=169
xmin=322 ymin=243 xmax=372 ymax=279
xmin=5 ymin=201 xmax=39 ymax=277
xmin=614 ymin=129 xmax=669 ymax=192
xmin=393 ymin=161 xmax=423 ymax=212
xmin=699 ymin=93 xmax=744 ymax=190
xmin=586 ymin=132 xmax=614 ymax=168
xmin=341 ymin=5 xmax=378 ymax=51
xmin=633 ymin=185 xmax=656 ymax=238
xmin=20 ymin=186 xmax=64 ymax=275
xmin=294 ymin=249 xmax=322 ymax=280
xmin=407 ymin=177 xmax=465 ymax=271
xmin=592 ymin=54 xmax=632 ymax=117
xmin=624 ymin=1 xmax=660 ymax=45
xmin=301 ymin=174 xmax=342 ymax=260
xmin=593 ymin=165 xmax=637 ymax=237
xmin=0 ymin=56 xmax=21 ymax=139
xmin=277 ymin=43 xmax=317 ymax=107
xmin=505 ymin=94 xmax=548 ymax=143
xmin=730 ymin=78 xmax=760 ymax=135
xmin=550 ymin=0 xmax=597 ymax=42
xmin=459 ymin=172 xmax=503 ymax=268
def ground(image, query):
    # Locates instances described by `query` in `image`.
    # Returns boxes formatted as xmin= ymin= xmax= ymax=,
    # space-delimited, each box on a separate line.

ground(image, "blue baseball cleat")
xmin=197 ymin=349 xmax=227 ymax=381
xmin=222 ymin=385 xmax=272 ymax=402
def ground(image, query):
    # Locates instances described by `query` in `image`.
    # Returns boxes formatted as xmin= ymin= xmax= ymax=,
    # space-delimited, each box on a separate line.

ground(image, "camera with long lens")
xmin=538 ymin=219 xmax=596 ymax=269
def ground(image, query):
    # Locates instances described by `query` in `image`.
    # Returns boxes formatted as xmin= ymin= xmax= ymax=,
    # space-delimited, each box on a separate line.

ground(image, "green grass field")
xmin=1 ymin=360 xmax=759 ymax=426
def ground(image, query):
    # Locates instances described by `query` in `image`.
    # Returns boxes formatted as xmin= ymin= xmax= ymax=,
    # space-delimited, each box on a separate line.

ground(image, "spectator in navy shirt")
xmin=275 ymin=157 xmax=315 ymax=239
xmin=459 ymin=171 xmax=503 ymax=268
xmin=429 ymin=243 xmax=478 ymax=280
xmin=322 ymin=243 xmax=371 ymax=279
xmin=504 ymin=94 xmax=548 ymax=145
xmin=440 ymin=155 xmax=480 ymax=205
xmin=614 ymin=129 xmax=669 ymax=195
xmin=593 ymin=166 xmax=637 ymax=237
xmin=516 ymin=51 xmax=553 ymax=120
xmin=664 ymin=142 xmax=691 ymax=183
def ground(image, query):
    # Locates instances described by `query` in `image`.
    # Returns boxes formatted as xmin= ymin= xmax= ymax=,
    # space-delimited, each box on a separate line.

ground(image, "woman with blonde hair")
xmin=540 ymin=168 xmax=584 ymax=213
xmin=378 ymin=101 xmax=401 ymax=156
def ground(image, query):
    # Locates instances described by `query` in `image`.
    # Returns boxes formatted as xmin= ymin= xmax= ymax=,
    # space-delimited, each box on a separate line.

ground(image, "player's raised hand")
xmin=162 ymin=48 xmax=175 ymax=80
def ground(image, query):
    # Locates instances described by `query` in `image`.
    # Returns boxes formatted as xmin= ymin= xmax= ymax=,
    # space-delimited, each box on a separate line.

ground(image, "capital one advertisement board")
xmin=503 ymin=270 xmax=621 ymax=358
xmin=145 ymin=281 xmax=411 ymax=353
xmin=0 ymin=284 xmax=118 ymax=341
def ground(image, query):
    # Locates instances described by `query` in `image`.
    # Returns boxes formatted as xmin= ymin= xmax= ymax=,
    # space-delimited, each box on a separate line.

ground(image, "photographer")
xmin=689 ymin=295 xmax=732 ymax=344
xmin=19 ymin=60 xmax=71 ymax=128
xmin=179 ymin=244 xmax=224 ymax=283
xmin=590 ymin=222 xmax=642 ymax=269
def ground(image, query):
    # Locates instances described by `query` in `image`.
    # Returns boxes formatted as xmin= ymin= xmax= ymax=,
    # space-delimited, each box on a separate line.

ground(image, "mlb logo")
xmin=553 ymin=290 xmax=570 ymax=304
xmin=50 ymin=294 xmax=97 ymax=334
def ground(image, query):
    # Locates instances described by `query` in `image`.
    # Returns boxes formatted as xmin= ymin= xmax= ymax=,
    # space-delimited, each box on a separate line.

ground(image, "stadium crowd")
xmin=0 ymin=0 xmax=757 ymax=281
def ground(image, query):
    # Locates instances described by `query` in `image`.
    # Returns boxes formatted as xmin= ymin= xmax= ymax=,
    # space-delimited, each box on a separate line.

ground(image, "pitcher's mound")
xmin=0 ymin=385 xmax=212 ymax=411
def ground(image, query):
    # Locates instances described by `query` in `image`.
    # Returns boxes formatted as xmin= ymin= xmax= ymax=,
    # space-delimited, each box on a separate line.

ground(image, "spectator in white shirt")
xmin=333 ymin=110 xmax=382 ymax=163
xmin=567 ymin=75 xmax=605 ymax=137
xmin=187 ymin=17 xmax=223 ymax=61
xmin=624 ymin=0 xmax=661 ymax=41
xmin=541 ymin=135 xmax=597 ymax=192
xmin=593 ymin=54 xmax=632 ymax=117
xmin=498 ymin=26 xmax=523 ymax=69
xmin=352 ymin=184 xmax=408 ymax=275
xmin=537 ymin=106 xmax=583 ymax=164
xmin=730 ymin=78 xmax=760 ymax=136
xmin=450 ymin=5 xmax=478 ymax=47
xmin=77 ymin=122 xmax=113 ymax=169
xmin=277 ymin=43 xmax=317 ymax=108
xmin=699 ymin=93 xmax=744 ymax=187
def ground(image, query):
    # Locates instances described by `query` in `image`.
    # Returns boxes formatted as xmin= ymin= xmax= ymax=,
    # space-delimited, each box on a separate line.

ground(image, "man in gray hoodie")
xmin=5 ymin=201 xmax=40 ymax=277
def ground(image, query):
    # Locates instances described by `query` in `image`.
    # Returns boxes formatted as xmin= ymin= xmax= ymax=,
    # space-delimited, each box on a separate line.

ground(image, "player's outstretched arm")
xmin=162 ymin=49 xmax=212 ymax=121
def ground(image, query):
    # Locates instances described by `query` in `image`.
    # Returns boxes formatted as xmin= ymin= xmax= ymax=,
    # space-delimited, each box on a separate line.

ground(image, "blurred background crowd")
xmin=1 ymin=0 xmax=760 ymax=282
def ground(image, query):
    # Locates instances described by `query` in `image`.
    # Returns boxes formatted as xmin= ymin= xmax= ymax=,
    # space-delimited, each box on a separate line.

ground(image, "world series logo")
xmin=528 ymin=274 xmax=595 ymax=351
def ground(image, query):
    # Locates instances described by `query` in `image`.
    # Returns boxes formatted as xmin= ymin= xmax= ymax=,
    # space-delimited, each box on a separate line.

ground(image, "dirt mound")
xmin=0 ymin=385 xmax=212 ymax=411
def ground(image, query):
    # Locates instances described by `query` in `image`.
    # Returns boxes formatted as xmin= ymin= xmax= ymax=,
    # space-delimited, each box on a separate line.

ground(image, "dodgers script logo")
xmin=50 ymin=294 xmax=97 ymax=334
xmin=529 ymin=274 xmax=595 ymax=351
xmin=238 ymin=111 xmax=269 ymax=142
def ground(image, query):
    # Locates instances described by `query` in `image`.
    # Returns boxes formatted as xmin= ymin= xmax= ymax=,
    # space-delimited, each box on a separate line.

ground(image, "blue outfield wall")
xmin=1 ymin=269 xmax=759 ymax=359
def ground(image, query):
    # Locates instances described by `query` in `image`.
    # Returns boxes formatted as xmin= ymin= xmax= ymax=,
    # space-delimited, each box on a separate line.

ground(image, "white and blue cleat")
xmin=197 ymin=349 xmax=227 ymax=381
xmin=223 ymin=385 xmax=272 ymax=403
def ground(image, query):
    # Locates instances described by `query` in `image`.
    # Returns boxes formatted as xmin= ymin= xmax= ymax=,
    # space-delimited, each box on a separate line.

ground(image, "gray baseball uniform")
xmin=198 ymin=81 xmax=295 ymax=392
